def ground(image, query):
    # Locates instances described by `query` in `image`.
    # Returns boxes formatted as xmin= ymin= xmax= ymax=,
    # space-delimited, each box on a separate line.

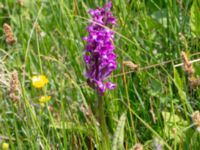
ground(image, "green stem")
xmin=97 ymin=93 xmax=110 ymax=150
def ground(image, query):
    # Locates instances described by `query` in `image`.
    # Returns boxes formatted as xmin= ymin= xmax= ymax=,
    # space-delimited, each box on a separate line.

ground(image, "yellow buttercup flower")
xmin=38 ymin=96 xmax=51 ymax=103
xmin=2 ymin=142 xmax=9 ymax=150
xmin=31 ymin=75 xmax=48 ymax=88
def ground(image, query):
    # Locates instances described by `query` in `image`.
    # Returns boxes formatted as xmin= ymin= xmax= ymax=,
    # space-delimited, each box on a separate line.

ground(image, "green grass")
xmin=0 ymin=0 xmax=200 ymax=149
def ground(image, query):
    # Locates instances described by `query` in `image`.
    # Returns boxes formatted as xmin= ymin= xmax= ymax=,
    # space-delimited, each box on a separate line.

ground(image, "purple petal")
xmin=106 ymin=82 xmax=116 ymax=90
xmin=95 ymin=81 xmax=106 ymax=93
xmin=83 ymin=1 xmax=117 ymax=93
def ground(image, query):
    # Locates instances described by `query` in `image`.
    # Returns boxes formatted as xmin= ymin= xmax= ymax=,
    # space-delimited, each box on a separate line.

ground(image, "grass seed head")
xmin=9 ymin=70 xmax=20 ymax=102
xmin=123 ymin=61 xmax=139 ymax=71
xmin=33 ymin=22 xmax=41 ymax=33
xmin=188 ymin=77 xmax=200 ymax=89
xmin=152 ymin=138 xmax=163 ymax=150
xmin=80 ymin=104 xmax=91 ymax=116
xmin=192 ymin=111 xmax=200 ymax=127
xmin=9 ymin=71 xmax=18 ymax=92
xmin=181 ymin=51 xmax=194 ymax=76
xmin=179 ymin=32 xmax=188 ymax=49
xmin=132 ymin=143 xmax=143 ymax=150
xmin=3 ymin=23 xmax=16 ymax=45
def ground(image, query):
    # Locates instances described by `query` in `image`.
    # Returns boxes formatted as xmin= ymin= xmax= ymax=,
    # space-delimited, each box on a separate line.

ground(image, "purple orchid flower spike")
xmin=83 ymin=1 xmax=117 ymax=94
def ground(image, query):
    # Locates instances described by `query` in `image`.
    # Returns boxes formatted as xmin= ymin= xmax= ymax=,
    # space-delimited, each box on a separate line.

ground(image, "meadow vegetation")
xmin=0 ymin=0 xmax=200 ymax=149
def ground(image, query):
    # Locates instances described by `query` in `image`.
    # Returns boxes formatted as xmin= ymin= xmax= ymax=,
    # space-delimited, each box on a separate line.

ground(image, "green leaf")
xmin=151 ymin=9 xmax=168 ymax=28
xmin=173 ymin=68 xmax=186 ymax=100
xmin=49 ymin=121 xmax=89 ymax=133
xmin=190 ymin=0 xmax=200 ymax=36
xmin=173 ymin=68 xmax=193 ymax=113
xmin=112 ymin=112 xmax=126 ymax=150
xmin=162 ymin=111 xmax=188 ymax=143
xmin=114 ymin=0 xmax=120 ymax=6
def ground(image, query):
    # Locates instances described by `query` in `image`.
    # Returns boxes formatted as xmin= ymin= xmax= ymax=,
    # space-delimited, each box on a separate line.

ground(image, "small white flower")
xmin=40 ymin=31 xmax=46 ymax=38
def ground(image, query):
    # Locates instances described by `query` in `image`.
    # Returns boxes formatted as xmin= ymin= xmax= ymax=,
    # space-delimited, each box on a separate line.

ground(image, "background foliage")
xmin=0 ymin=0 xmax=200 ymax=149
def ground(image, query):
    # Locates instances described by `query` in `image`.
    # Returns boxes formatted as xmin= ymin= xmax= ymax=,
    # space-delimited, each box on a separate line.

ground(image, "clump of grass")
xmin=0 ymin=0 xmax=200 ymax=149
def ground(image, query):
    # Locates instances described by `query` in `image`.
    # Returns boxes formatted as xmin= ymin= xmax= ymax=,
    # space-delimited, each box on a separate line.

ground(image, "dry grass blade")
xmin=123 ymin=61 xmax=139 ymax=71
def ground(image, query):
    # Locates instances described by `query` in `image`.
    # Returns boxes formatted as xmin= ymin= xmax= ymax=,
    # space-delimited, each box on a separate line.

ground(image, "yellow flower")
xmin=2 ymin=142 xmax=9 ymax=150
xmin=38 ymin=96 xmax=51 ymax=103
xmin=31 ymin=75 xmax=48 ymax=88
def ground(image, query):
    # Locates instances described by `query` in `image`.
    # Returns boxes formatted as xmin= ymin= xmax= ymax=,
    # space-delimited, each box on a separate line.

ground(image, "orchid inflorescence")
xmin=83 ymin=2 xmax=117 ymax=94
